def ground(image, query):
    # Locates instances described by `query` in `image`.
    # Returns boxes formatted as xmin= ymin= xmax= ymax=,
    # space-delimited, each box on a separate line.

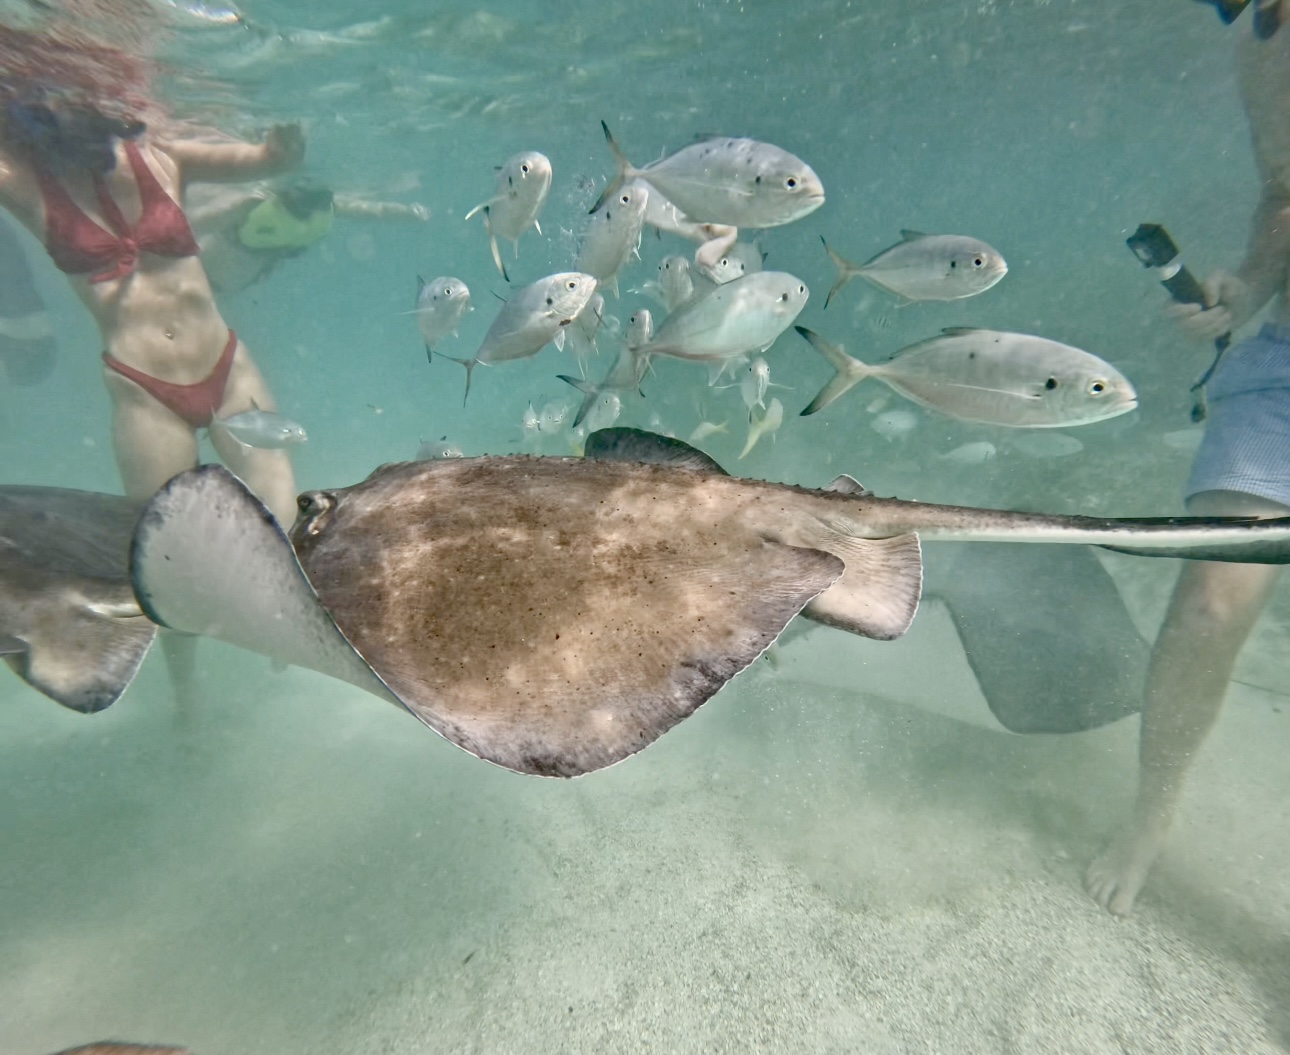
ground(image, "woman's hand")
xmin=1167 ymin=271 xmax=1250 ymax=341
xmin=263 ymin=123 xmax=305 ymax=171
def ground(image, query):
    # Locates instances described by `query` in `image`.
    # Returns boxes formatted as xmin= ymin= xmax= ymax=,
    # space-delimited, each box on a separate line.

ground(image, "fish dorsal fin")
xmin=417 ymin=275 xmax=427 ymax=295
xmin=940 ymin=326 xmax=987 ymax=337
xmin=585 ymin=427 xmax=728 ymax=475
xmin=900 ymin=229 xmax=929 ymax=241
xmin=826 ymin=474 xmax=871 ymax=497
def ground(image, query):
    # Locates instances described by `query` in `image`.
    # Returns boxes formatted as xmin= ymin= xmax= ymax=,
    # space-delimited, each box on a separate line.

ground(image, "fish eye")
xmin=798 ymin=284 xmax=806 ymax=293
xmin=444 ymin=286 xmax=453 ymax=296
xmin=786 ymin=176 xmax=797 ymax=189
xmin=566 ymin=280 xmax=578 ymax=290
xmin=973 ymin=256 xmax=984 ymax=267
xmin=520 ymin=163 xmax=530 ymax=174
xmin=620 ymin=193 xmax=630 ymax=204
xmin=1045 ymin=377 xmax=1058 ymax=391
xmin=1089 ymin=379 xmax=1107 ymax=395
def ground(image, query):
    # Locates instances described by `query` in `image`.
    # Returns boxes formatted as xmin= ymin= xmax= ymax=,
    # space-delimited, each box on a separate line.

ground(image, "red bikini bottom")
xmin=102 ymin=329 xmax=237 ymax=429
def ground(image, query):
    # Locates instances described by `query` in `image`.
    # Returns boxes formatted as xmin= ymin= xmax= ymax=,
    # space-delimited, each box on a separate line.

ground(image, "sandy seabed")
xmin=1 ymin=620 xmax=1288 ymax=1055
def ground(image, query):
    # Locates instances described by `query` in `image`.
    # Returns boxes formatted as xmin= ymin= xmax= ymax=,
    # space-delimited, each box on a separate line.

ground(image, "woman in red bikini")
xmin=0 ymin=27 xmax=303 ymax=526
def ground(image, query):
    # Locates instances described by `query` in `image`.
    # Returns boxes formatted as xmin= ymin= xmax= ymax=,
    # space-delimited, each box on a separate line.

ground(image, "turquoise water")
xmin=3 ymin=1 xmax=1290 ymax=1052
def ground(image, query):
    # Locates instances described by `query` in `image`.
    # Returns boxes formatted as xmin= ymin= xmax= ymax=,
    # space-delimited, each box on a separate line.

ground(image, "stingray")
xmin=129 ymin=428 xmax=1290 ymax=777
xmin=0 ymin=485 xmax=155 ymax=713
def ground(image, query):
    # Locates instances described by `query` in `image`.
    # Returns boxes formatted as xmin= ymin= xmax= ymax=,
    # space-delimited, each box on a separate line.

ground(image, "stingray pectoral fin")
xmin=130 ymin=466 xmax=399 ymax=707
xmin=4 ymin=581 xmax=156 ymax=714
xmin=801 ymin=531 xmax=922 ymax=640
xmin=926 ymin=542 xmax=1145 ymax=733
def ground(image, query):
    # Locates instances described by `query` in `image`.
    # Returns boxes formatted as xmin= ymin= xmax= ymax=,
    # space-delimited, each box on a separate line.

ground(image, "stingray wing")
xmin=0 ymin=486 xmax=155 ymax=713
xmin=129 ymin=466 xmax=400 ymax=707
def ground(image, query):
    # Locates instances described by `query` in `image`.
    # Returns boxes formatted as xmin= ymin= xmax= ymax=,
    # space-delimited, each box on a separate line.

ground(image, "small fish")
xmin=625 ymin=308 xmax=654 ymax=353
xmin=739 ymin=396 xmax=784 ymax=459
xmin=579 ymin=391 xmax=623 ymax=435
xmin=870 ymin=409 xmax=918 ymax=441
xmin=407 ymin=275 xmax=472 ymax=362
xmin=465 ymin=151 xmax=553 ymax=280
xmin=537 ymin=400 xmax=570 ymax=434
xmin=938 ymin=441 xmax=997 ymax=465
xmin=688 ymin=420 xmax=729 ymax=444
xmin=796 ymin=327 xmax=1137 ymax=428
xmin=566 ymin=292 xmax=606 ymax=377
xmin=644 ymin=272 xmax=809 ymax=363
xmin=1009 ymin=432 xmax=1084 ymax=458
xmin=697 ymin=240 xmax=765 ymax=285
xmin=575 ymin=184 xmax=648 ymax=298
xmin=641 ymin=255 xmax=711 ymax=313
xmin=738 ymin=356 xmax=780 ymax=416
xmin=597 ymin=122 xmax=825 ymax=229
xmin=416 ymin=437 xmax=465 ymax=460
xmin=521 ymin=402 xmax=541 ymax=438
xmin=821 ymin=232 xmax=1007 ymax=308
xmin=446 ymin=273 xmax=598 ymax=404
xmin=211 ymin=403 xmax=307 ymax=449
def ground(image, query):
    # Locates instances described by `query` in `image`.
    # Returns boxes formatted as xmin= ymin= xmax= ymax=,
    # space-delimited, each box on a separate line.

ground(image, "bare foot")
xmin=1085 ymin=814 xmax=1171 ymax=916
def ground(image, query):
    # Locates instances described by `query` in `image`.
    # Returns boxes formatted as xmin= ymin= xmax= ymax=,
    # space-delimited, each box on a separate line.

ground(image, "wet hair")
xmin=276 ymin=177 xmax=335 ymax=220
xmin=4 ymin=96 xmax=144 ymax=175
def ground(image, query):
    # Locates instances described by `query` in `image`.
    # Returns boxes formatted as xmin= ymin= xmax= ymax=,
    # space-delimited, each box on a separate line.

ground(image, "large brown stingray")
xmin=131 ymin=428 xmax=1290 ymax=778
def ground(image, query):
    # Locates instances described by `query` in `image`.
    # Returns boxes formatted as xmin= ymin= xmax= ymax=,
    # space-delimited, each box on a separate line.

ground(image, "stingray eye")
xmin=973 ymin=256 xmax=985 ymax=267
xmin=1089 ymin=379 xmax=1107 ymax=396
xmin=1045 ymin=377 xmax=1059 ymax=391
xmin=785 ymin=176 xmax=798 ymax=189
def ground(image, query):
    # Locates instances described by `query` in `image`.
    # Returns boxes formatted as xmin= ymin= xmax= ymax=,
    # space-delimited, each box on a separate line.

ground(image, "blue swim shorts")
xmin=1187 ymin=322 xmax=1290 ymax=507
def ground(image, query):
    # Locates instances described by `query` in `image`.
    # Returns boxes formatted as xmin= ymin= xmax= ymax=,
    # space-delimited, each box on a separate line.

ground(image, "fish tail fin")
xmin=557 ymin=374 xmax=602 ymax=429
xmin=479 ymin=208 xmax=509 ymax=281
xmin=590 ymin=120 xmax=631 ymax=214
xmin=795 ymin=326 xmax=870 ymax=416
xmin=801 ymin=529 xmax=923 ymax=640
xmin=821 ymin=236 xmax=861 ymax=309
xmin=442 ymin=355 xmax=480 ymax=406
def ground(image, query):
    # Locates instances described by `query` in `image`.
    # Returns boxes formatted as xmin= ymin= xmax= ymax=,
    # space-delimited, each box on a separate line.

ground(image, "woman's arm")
xmin=159 ymin=124 xmax=305 ymax=184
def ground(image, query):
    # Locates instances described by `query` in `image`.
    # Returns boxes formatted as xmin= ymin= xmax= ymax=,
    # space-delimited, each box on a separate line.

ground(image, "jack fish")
xmin=575 ymin=184 xmax=648 ymax=297
xmin=796 ymin=326 xmax=1137 ymax=427
xmin=596 ymin=122 xmax=824 ymax=229
xmin=408 ymin=276 xmax=472 ymax=361
xmin=822 ymin=232 xmax=1007 ymax=308
xmin=131 ymin=429 xmax=1290 ymax=779
xmin=643 ymin=271 xmax=809 ymax=362
xmin=465 ymin=151 xmax=552 ymax=281
xmin=447 ymin=272 xmax=598 ymax=404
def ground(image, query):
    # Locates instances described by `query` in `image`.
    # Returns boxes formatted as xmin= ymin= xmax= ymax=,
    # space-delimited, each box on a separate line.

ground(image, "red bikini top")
xmin=36 ymin=139 xmax=200 ymax=284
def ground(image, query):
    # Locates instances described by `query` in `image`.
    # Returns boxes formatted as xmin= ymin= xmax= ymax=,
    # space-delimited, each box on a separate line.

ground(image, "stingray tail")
xmin=821 ymin=236 xmax=864 ymax=309
xmin=590 ymin=120 xmax=632 ymax=215
xmin=795 ymin=326 xmax=872 ymax=416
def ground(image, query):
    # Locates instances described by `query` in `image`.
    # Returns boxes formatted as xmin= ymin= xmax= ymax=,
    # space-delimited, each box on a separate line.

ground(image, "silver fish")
xmin=688 ymin=420 xmax=729 ymax=444
xmin=409 ymin=275 xmax=472 ymax=362
xmin=938 ymin=441 xmax=998 ymax=465
xmin=642 ymin=254 xmax=711 ymax=313
xmin=597 ymin=122 xmax=825 ymax=229
xmin=565 ymin=292 xmax=606 ymax=378
xmin=465 ymin=151 xmax=552 ymax=280
xmin=559 ymin=306 xmax=652 ymax=429
xmin=698 ymin=240 xmax=765 ymax=285
xmin=132 ymin=431 xmax=1290 ymax=778
xmin=575 ymin=183 xmax=648 ymax=298
xmin=416 ymin=437 xmax=465 ymax=460
xmin=633 ymin=179 xmax=737 ymax=245
xmin=822 ymin=231 xmax=1007 ymax=308
xmin=797 ymin=327 xmax=1137 ymax=427
xmin=738 ymin=356 xmax=777 ymax=415
xmin=213 ymin=404 xmax=308 ymax=449
xmin=644 ymin=271 xmax=809 ymax=362
xmin=739 ymin=396 xmax=784 ymax=459
xmin=446 ymin=272 xmax=598 ymax=404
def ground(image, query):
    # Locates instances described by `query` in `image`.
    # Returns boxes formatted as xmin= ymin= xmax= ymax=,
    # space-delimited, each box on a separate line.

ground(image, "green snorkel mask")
xmin=238 ymin=180 xmax=335 ymax=251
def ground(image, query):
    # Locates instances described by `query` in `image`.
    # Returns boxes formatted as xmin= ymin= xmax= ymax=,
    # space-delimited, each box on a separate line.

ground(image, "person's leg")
xmin=1086 ymin=490 xmax=1285 ymax=915
xmin=208 ymin=339 xmax=299 ymax=527
xmin=104 ymin=368 xmax=205 ymax=724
